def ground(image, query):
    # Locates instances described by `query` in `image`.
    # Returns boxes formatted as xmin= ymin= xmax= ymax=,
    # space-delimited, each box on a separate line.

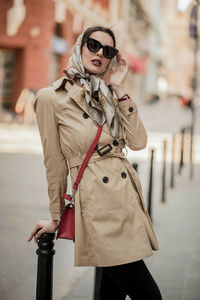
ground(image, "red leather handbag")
xmin=56 ymin=125 xmax=103 ymax=241
xmin=56 ymin=194 xmax=75 ymax=240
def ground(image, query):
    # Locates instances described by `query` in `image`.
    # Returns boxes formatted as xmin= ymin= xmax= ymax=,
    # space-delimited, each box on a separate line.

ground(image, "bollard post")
xmin=161 ymin=140 xmax=167 ymax=203
xmin=36 ymin=233 xmax=55 ymax=300
xmin=132 ymin=162 xmax=138 ymax=173
xmin=189 ymin=124 xmax=194 ymax=179
xmin=147 ymin=148 xmax=154 ymax=220
xmin=178 ymin=128 xmax=185 ymax=174
xmin=170 ymin=134 xmax=175 ymax=188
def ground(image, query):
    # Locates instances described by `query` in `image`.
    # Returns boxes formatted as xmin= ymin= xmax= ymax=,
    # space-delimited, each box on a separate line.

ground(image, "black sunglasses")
xmin=86 ymin=37 xmax=118 ymax=59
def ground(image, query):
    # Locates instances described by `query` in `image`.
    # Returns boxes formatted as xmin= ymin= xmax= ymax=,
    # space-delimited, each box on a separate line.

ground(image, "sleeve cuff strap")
xmin=118 ymin=94 xmax=130 ymax=102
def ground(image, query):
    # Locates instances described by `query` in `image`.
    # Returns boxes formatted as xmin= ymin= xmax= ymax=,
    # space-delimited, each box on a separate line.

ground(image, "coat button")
xmin=113 ymin=139 xmax=119 ymax=146
xmin=95 ymin=144 xmax=98 ymax=151
xmin=121 ymin=172 xmax=127 ymax=178
xmin=128 ymin=107 xmax=133 ymax=112
xmin=83 ymin=112 xmax=89 ymax=119
xmin=102 ymin=176 xmax=109 ymax=183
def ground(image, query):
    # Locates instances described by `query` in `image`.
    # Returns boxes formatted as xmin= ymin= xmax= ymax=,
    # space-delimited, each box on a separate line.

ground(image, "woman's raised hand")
xmin=27 ymin=220 xmax=59 ymax=244
xmin=109 ymin=52 xmax=129 ymax=96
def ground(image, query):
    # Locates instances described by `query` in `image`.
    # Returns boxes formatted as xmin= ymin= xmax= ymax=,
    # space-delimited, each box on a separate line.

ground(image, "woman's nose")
xmin=96 ymin=47 xmax=103 ymax=57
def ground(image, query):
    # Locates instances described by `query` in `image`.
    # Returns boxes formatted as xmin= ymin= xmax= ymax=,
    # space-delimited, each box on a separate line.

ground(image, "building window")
xmin=0 ymin=49 xmax=15 ymax=110
xmin=49 ymin=23 xmax=67 ymax=83
xmin=54 ymin=23 xmax=63 ymax=37
xmin=49 ymin=23 xmax=68 ymax=83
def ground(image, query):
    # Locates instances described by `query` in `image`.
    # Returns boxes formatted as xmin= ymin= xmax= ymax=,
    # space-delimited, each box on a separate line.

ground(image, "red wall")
xmin=93 ymin=0 xmax=109 ymax=9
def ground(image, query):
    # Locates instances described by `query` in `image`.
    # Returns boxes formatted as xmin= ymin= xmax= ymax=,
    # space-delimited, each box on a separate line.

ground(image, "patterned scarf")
xmin=63 ymin=33 xmax=119 ymax=138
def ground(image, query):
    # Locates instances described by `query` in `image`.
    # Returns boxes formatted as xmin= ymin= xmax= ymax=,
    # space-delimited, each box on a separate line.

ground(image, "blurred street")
xmin=0 ymin=99 xmax=200 ymax=300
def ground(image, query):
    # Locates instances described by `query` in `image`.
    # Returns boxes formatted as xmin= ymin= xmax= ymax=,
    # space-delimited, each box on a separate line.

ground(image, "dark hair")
xmin=81 ymin=26 xmax=116 ymax=50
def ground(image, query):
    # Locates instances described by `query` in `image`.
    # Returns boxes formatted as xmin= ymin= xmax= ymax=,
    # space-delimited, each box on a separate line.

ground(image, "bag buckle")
xmin=63 ymin=191 xmax=75 ymax=206
xmin=98 ymin=144 xmax=112 ymax=156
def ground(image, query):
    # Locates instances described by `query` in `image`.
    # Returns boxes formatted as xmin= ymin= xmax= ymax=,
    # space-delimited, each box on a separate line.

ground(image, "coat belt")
xmin=68 ymin=151 xmax=126 ymax=169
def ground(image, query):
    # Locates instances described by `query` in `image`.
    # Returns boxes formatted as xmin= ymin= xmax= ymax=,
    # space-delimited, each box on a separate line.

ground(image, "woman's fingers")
xmin=27 ymin=224 xmax=41 ymax=242
xmin=27 ymin=220 xmax=58 ymax=244
xmin=116 ymin=52 xmax=127 ymax=65
xmin=116 ymin=53 xmax=125 ymax=67
xmin=34 ymin=227 xmax=47 ymax=244
xmin=109 ymin=67 xmax=115 ymax=74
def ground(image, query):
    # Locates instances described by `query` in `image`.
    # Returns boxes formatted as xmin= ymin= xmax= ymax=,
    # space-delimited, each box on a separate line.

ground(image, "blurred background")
xmin=0 ymin=0 xmax=200 ymax=299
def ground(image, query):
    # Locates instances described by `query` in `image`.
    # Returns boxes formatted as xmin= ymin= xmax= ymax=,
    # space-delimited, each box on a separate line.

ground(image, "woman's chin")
xmin=84 ymin=66 xmax=106 ymax=75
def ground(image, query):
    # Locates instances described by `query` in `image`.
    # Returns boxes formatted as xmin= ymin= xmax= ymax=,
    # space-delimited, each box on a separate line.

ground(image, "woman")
xmin=28 ymin=26 xmax=162 ymax=299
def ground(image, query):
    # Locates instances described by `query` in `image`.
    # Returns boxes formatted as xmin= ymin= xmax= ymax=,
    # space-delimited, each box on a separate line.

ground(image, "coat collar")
xmin=52 ymin=76 xmax=111 ymax=136
xmin=52 ymin=76 xmax=88 ymax=114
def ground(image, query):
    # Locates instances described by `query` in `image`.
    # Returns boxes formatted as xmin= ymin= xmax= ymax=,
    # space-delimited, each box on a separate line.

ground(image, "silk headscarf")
xmin=63 ymin=33 xmax=119 ymax=138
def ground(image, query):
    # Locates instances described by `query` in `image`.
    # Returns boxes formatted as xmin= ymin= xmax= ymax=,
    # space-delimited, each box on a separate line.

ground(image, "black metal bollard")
xmin=36 ymin=233 xmax=55 ymax=300
xmin=178 ymin=128 xmax=185 ymax=174
xmin=132 ymin=162 xmax=138 ymax=172
xmin=170 ymin=134 xmax=175 ymax=188
xmin=161 ymin=140 xmax=167 ymax=203
xmin=147 ymin=148 xmax=154 ymax=220
xmin=189 ymin=124 xmax=194 ymax=179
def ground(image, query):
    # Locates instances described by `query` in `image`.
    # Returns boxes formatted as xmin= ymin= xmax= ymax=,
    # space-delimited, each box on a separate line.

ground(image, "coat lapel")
xmin=52 ymin=77 xmax=88 ymax=114
xmin=66 ymin=82 xmax=88 ymax=115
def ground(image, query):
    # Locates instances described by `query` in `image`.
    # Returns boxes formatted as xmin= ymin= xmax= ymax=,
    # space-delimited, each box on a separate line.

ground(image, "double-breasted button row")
xmin=113 ymin=139 xmax=119 ymax=146
xmin=102 ymin=172 xmax=127 ymax=183
xmin=83 ymin=112 xmax=89 ymax=119
xmin=129 ymin=107 xmax=134 ymax=112
xmin=102 ymin=176 xmax=109 ymax=183
xmin=121 ymin=172 xmax=127 ymax=178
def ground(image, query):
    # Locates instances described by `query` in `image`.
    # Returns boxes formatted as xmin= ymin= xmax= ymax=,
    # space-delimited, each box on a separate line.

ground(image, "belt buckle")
xmin=98 ymin=144 xmax=112 ymax=156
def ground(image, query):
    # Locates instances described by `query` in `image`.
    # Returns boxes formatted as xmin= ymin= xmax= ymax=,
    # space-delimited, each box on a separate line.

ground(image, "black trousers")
xmin=97 ymin=260 xmax=162 ymax=300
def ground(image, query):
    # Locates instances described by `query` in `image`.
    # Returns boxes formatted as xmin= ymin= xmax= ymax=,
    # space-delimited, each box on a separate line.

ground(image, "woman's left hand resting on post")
xmin=27 ymin=220 xmax=59 ymax=244
xmin=109 ymin=52 xmax=129 ymax=98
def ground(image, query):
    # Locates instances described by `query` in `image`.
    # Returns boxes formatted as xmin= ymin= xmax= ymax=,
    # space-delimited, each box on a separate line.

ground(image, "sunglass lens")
xmin=87 ymin=39 xmax=100 ymax=53
xmin=103 ymin=46 xmax=118 ymax=59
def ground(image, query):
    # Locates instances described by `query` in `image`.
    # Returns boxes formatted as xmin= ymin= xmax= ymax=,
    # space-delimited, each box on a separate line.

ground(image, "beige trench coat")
xmin=33 ymin=76 xmax=159 ymax=267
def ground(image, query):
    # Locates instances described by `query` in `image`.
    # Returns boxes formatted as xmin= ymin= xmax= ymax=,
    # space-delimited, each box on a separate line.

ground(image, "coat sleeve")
xmin=117 ymin=97 xmax=148 ymax=150
xmin=33 ymin=88 xmax=68 ymax=221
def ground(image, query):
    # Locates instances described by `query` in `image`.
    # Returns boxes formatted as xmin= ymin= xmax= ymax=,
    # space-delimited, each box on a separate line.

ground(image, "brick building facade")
xmin=0 ymin=0 xmax=76 ymax=111
xmin=0 ymin=0 xmax=156 ymax=115
xmin=162 ymin=0 xmax=200 ymax=98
